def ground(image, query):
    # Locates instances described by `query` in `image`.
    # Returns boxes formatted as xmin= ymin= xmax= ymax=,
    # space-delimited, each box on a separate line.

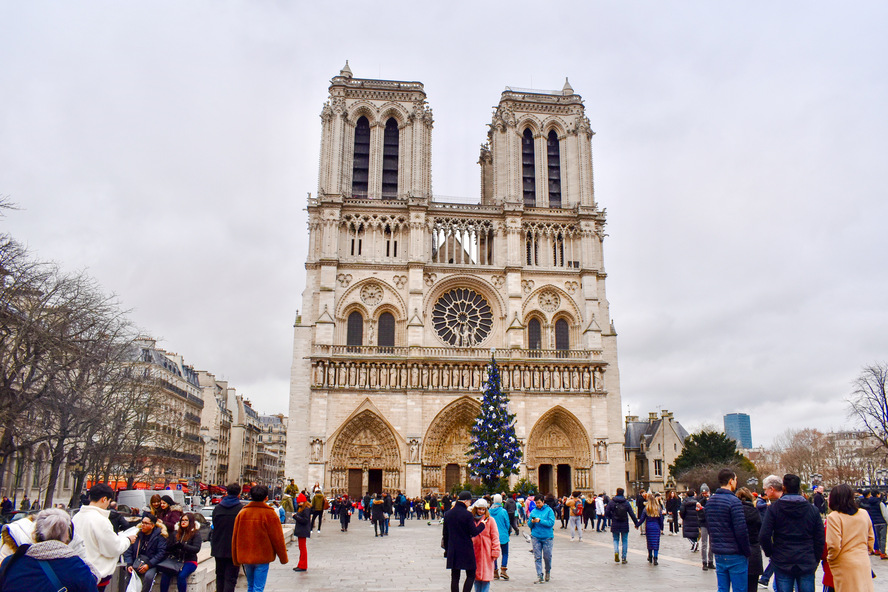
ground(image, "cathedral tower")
xmin=286 ymin=66 xmax=625 ymax=497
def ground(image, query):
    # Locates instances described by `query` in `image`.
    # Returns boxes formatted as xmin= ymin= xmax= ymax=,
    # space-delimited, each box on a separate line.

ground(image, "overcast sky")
xmin=2 ymin=1 xmax=886 ymax=448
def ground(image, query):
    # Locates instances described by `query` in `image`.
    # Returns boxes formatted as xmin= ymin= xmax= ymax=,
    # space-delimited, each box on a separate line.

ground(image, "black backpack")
xmin=613 ymin=501 xmax=629 ymax=521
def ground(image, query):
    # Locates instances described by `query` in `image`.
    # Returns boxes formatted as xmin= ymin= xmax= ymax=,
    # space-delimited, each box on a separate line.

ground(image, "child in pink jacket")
xmin=471 ymin=498 xmax=501 ymax=592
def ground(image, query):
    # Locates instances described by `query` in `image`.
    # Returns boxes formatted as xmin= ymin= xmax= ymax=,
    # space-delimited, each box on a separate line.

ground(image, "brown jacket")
xmin=231 ymin=501 xmax=288 ymax=566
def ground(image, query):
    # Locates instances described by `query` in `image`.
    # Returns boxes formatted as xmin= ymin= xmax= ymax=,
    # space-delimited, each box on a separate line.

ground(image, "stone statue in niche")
xmin=310 ymin=439 xmax=323 ymax=462
xmin=595 ymin=440 xmax=607 ymax=462
xmin=408 ymin=439 xmax=420 ymax=462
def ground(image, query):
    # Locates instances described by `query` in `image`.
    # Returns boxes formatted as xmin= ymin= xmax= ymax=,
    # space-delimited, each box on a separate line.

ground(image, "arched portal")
xmin=422 ymin=396 xmax=481 ymax=493
xmin=329 ymin=409 xmax=402 ymax=497
xmin=526 ymin=406 xmax=592 ymax=495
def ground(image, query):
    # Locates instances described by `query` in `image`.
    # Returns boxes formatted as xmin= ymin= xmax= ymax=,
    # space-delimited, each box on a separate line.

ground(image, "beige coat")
xmin=826 ymin=510 xmax=874 ymax=592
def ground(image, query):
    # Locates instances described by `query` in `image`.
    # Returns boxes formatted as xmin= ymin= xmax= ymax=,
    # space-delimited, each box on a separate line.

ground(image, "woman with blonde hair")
xmin=637 ymin=495 xmax=664 ymax=565
xmin=826 ymin=483 xmax=874 ymax=591
xmin=470 ymin=499 xmax=500 ymax=592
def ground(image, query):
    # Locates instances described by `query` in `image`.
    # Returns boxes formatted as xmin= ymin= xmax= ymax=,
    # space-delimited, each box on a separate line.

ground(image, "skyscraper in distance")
xmin=724 ymin=413 xmax=752 ymax=449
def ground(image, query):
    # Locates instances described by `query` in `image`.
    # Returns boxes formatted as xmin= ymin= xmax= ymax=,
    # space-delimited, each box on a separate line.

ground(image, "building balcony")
xmin=184 ymin=413 xmax=201 ymax=424
xmin=312 ymin=345 xmax=601 ymax=362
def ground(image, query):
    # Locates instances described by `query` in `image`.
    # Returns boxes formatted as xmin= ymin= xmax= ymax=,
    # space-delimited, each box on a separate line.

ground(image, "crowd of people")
xmin=1 ymin=474 xmax=886 ymax=592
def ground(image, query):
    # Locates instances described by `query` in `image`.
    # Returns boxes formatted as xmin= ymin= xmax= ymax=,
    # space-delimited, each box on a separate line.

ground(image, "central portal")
xmin=368 ymin=469 xmax=383 ymax=495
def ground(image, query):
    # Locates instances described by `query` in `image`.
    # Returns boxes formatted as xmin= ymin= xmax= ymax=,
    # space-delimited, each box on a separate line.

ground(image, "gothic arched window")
xmin=378 ymin=312 xmax=395 ymax=351
xmin=352 ymin=116 xmax=370 ymax=197
xmin=347 ymin=311 xmax=364 ymax=351
xmin=528 ymin=317 xmax=542 ymax=354
xmin=522 ymin=128 xmax=536 ymax=206
xmin=547 ymin=130 xmax=561 ymax=208
xmin=555 ymin=318 xmax=569 ymax=354
xmin=382 ymin=118 xmax=399 ymax=199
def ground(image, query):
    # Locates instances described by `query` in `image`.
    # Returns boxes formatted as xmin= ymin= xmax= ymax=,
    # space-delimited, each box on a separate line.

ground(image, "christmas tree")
xmin=467 ymin=357 xmax=523 ymax=491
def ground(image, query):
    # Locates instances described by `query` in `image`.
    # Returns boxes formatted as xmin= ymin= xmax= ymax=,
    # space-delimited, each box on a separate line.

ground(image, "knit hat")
xmin=472 ymin=498 xmax=489 ymax=510
xmin=458 ymin=490 xmax=472 ymax=501
xmin=699 ymin=483 xmax=710 ymax=494
xmin=492 ymin=494 xmax=503 ymax=506
xmin=161 ymin=495 xmax=175 ymax=506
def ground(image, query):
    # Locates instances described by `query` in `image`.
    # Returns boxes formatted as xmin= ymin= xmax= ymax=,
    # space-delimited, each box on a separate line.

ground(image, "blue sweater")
xmin=529 ymin=504 xmax=555 ymax=540
xmin=0 ymin=554 xmax=98 ymax=592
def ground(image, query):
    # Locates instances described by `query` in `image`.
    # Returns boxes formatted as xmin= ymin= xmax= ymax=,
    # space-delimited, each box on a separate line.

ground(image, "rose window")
xmin=432 ymin=288 xmax=493 ymax=347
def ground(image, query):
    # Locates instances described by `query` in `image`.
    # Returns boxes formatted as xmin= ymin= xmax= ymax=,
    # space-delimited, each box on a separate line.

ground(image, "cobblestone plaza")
xmin=235 ymin=517 xmax=888 ymax=591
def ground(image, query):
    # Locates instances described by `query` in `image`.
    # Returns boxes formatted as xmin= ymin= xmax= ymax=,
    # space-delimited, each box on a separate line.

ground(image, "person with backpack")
xmin=566 ymin=491 xmax=584 ymax=541
xmin=606 ymin=488 xmax=639 ymax=564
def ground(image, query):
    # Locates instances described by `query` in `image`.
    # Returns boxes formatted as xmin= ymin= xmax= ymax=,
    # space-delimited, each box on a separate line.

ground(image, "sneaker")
xmin=621 ymin=558 xmax=627 ymax=565
xmin=534 ymin=575 xmax=545 ymax=585
xmin=524 ymin=533 xmax=531 ymax=543
xmin=545 ymin=572 xmax=550 ymax=582
xmin=614 ymin=553 xmax=620 ymax=563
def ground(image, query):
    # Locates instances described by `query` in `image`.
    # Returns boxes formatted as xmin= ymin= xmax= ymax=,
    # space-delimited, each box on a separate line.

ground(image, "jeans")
xmin=531 ymin=536 xmax=553 ymax=577
xmin=214 ymin=557 xmax=239 ymax=592
xmin=473 ymin=581 xmax=491 ymax=592
xmin=612 ymin=531 xmax=629 ymax=559
xmin=494 ymin=542 xmax=509 ymax=569
xmin=773 ymin=570 xmax=814 ymax=592
xmin=874 ymin=523 xmax=887 ymax=554
xmin=384 ymin=517 xmax=390 ymax=534
xmin=131 ymin=567 xmax=158 ymax=592
xmin=242 ymin=563 xmax=270 ymax=592
xmin=568 ymin=515 xmax=583 ymax=539
xmin=714 ymin=553 xmax=748 ymax=592
xmin=700 ymin=526 xmax=714 ymax=565
xmin=160 ymin=562 xmax=197 ymax=592
xmin=596 ymin=514 xmax=606 ymax=531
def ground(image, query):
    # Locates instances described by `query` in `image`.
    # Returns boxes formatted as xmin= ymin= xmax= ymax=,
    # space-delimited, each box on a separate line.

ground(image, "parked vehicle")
xmin=117 ymin=489 xmax=186 ymax=511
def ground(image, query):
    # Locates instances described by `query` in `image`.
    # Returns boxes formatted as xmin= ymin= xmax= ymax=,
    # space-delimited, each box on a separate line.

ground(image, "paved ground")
xmin=235 ymin=516 xmax=888 ymax=591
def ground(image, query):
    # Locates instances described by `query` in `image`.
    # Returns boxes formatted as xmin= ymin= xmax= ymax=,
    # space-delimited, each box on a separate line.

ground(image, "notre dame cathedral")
xmin=285 ymin=63 xmax=625 ymax=498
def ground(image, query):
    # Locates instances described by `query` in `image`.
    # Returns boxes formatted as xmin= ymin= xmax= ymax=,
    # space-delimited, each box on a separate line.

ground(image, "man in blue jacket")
xmin=705 ymin=469 xmax=750 ymax=591
xmin=529 ymin=496 xmax=556 ymax=584
xmin=759 ymin=474 xmax=824 ymax=592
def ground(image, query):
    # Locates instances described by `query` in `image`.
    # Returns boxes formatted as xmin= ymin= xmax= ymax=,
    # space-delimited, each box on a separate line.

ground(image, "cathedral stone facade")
xmin=286 ymin=63 xmax=626 ymax=498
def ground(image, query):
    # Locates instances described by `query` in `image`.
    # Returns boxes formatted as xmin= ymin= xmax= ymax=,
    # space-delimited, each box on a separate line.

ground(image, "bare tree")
xmin=773 ymin=428 xmax=826 ymax=484
xmin=849 ymin=363 xmax=888 ymax=454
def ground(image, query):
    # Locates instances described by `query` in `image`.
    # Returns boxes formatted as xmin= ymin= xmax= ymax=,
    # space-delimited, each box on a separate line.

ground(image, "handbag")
xmin=156 ymin=557 xmax=184 ymax=573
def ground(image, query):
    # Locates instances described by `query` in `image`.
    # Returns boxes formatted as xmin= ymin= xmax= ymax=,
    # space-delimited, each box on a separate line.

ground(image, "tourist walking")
xmin=210 ymin=483 xmax=243 ymax=592
xmin=489 ymin=494 xmax=511 ymax=580
xmin=470 ymin=499 xmax=500 ymax=592
xmin=696 ymin=484 xmax=714 ymax=570
xmin=0 ymin=509 xmax=98 ymax=592
xmin=292 ymin=498 xmax=311 ymax=572
xmin=595 ymin=493 xmax=607 ymax=532
xmin=703 ymin=469 xmax=750 ymax=590
xmin=607 ymin=488 xmax=638 ymax=564
xmin=566 ymin=491 xmax=583 ymax=541
xmin=861 ymin=489 xmax=887 ymax=559
xmin=736 ymin=487 xmax=763 ymax=592
xmin=310 ymin=489 xmax=326 ymax=533
xmin=123 ymin=513 xmax=168 ymax=592
xmin=371 ymin=493 xmax=386 ymax=537
xmin=759 ymin=474 xmax=824 ymax=592
xmin=665 ymin=491 xmax=681 ymax=535
xmin=638 ymin=494 xmax=664 ymax=565
xmin=504 ymin=494 xmax=519 ymax=536
xmin=231 ymin=485 xmax=288 ymax=592
xmin=159 ymin=513 xmax=202 ymax=592
xmin=528 ymin=495 xmax=556 ymax=583
xmin=339 ymin=495 xmax=353 ymax=532
xmin=442 ymin=491 xmax=487 ymax=592
xmin=825 ymin=483 xmax=875 ymax=592
xmin=71 ymin=484 xmax=136 ymax=590
xmin=680 ymin=489 xmax=700 ymax=551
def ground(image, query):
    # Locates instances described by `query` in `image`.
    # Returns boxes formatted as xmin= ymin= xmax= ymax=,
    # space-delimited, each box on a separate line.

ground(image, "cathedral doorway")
xmin=329 ymin=409 xmax=402 ymax=496
xmin=422 ymin=397 xmax=481 ymax=493
xmin=526 ymin=406 xmax=593 ymax=494
xmin=348 ymin=469 xmax=362 ymax=499
xmin=538 ymin=464 xmax=553 ymax=494
xmin=557 ymin=464 xmax=571 ymax=497
xmin=368 ymin=469 xmax=383 ymax=495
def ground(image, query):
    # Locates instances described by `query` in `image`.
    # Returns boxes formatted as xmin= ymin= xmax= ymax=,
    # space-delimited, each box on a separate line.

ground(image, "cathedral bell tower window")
xmin=378 ymin=312 xmax=395 ymax=351
xmin=528 ymin=317 xmax=542 ymax=356
xmin=555 ymin=318 xmax=569 ymax=357
xmin=352 ymin=116 xmax=371 ymax=197
xmin=382 ymin=118 xmax=399 ymax=199
xmin=522 ymin=128 xmax=536 ymax=206
xmin=547 ymin=130 xmax=561 ymax=208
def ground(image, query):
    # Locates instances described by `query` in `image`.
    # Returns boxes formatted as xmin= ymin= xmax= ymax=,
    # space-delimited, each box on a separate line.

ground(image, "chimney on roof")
xmin=661 ymin=409 xmax=672 ymax=420
xmin=649 ymin=412 xmax=658 ymax=423
xmin=625 ymin=415 xmax=639 ymax=424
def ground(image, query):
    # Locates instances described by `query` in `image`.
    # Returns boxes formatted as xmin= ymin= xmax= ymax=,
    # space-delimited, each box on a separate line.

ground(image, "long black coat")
xmin=442 ymin=502 xmax=485 ymax=570
xmin=210 ymin=500 xmax=242 ymax=559
xmin=680 ymin=496 xmax=700 ymax=539
xmin=741 ymin=499 xmax=763 ymax=577
xmin=123 ymin=526 xmax=167 ymax=568
xmin=759 ymin=495 xmax=824 ymax=575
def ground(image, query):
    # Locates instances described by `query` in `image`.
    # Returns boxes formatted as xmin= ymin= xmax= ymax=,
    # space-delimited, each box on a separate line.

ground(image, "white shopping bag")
xmin=125 ymin=572 xmax=143 ymax=592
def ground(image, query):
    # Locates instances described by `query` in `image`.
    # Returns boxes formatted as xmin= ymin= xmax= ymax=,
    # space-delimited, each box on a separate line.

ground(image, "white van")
xmin=117 ymin=489 xmax=186 ymax=512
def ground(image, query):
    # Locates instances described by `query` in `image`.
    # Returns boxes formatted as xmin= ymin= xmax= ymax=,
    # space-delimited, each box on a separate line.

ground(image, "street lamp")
xmin=747 ymin=477 xmax=759 ymax=492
